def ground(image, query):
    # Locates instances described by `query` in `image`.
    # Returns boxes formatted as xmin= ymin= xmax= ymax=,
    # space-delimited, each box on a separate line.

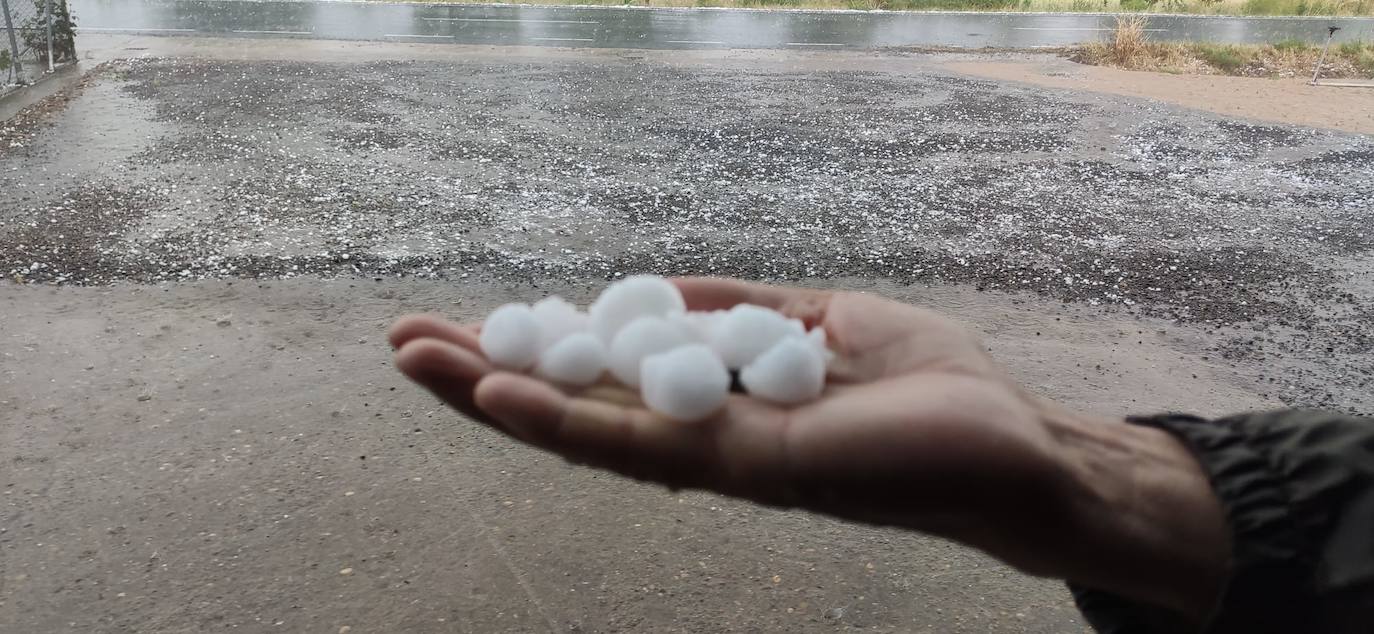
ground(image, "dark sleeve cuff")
xmin=1069 ymin=411 xmax=1351 ymax=633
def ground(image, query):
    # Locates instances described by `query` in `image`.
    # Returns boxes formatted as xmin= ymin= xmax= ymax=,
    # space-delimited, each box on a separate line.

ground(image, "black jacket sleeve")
xmin=1068 ymin=410 xmax=1374 ymax=634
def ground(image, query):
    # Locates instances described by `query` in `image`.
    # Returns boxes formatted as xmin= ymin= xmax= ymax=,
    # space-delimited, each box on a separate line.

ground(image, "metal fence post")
xmin=0 ymin=0 xmax=23 ymax=83
xmin=45 ymin=0 xmax=52 ymax=71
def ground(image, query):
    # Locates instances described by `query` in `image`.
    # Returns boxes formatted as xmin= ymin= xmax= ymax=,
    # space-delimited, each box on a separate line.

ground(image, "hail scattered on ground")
xmin=1 ymin=57 xmax=1371 ymax=412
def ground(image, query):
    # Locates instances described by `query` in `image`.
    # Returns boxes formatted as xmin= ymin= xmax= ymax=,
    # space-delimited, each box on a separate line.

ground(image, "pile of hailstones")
xmin=479 ymin=275 xmax=831 ymax=421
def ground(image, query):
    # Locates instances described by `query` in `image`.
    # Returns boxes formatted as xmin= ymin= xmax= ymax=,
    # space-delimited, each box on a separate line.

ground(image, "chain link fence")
xmin=1 ymin=0 xmax=75 ymax=87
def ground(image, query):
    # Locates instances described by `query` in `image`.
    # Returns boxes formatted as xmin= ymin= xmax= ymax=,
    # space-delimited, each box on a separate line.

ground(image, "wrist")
xmin=1041 ymin=403 xmax=1230 ymax=621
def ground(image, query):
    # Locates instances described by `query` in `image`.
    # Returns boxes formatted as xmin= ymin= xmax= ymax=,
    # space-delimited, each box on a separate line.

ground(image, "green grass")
xmin=1242 ymin=0 xmax=1372 ymax=13
xmin=1360 ymin=52 xmax=1374 ymax=73
xmin=1193 ymin=43 xmax=1247 ymax=72
xmin=1272 ymin=38 xmax=1312 ymax=52
xmin=1336 ymin=41 xmax=1374 ymax=73
xmin=832 ymin=0 xmax=1019 ymax=9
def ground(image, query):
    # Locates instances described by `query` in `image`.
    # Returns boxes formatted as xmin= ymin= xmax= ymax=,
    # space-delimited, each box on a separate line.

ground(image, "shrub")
xmin=1242 ymin=0 xmax=1287 ymax=14
xmin=19 ymin=0 xmax=77 ymax=65
xmin=1193 ymin=44 xmax=1249 ymax=71
xmin=1272 ymin=38 xmax=1311 ymax=51
xmin=1108 ymin=16 xmax=1151 ymax=64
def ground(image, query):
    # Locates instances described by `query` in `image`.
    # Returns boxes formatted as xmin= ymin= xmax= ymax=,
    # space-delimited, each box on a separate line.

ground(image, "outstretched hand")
xmin=389 ymin=277 xmax=1228 ymax=620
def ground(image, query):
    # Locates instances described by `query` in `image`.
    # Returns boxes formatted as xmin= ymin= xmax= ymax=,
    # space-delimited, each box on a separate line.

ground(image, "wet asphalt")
xmin=72 ymin=0 xmax=1374 ymax=49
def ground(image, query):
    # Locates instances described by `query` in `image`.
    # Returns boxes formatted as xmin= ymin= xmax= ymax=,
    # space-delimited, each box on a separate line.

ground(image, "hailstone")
xmin=481 ymin=280 xmax=833 ymax=416
xmin=535 ymin=332 xmax=606 ymax=386
xmin=739 ymin=337 xmax=826 ymax=404
xmin=608 ymin=316 xmax=691 ymax=387
xmin=709 ymin=304 xmax=807 ymax=369
xmin=806 ymin=327 xmax=834 ymax=363
xmin=668 ymin=310 xmax=725 ymax=344
xmin=531 ymin=295 xmax=589 ymax=350
xmin=588 ymin=275 xmax=686 ymax=343
xmin=480 ymin=303 xmax=542 ymax=370
xmin=640 ymin=344 xmax=730 ymax=422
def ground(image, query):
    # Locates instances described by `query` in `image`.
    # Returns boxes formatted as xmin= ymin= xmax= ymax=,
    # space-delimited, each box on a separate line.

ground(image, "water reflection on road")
xmin=72 ymin=0 xmax=1374 ymax=49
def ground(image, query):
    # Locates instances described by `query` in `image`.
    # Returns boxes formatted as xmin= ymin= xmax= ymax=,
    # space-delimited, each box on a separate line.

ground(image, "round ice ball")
xmin=805 ymin=327 xmax=834 ymax=363
xmin=588 ymin=275 xmax=686 ymax=343
xmin=709 ymin=304 xmax=807 ymax=369
xmin=479 ymin=303 xmax=542 ymax=370
xmin=531 ymin=296 xmax=589 ymax=350
xmin=535 ymin=332 xmax=606 ymax=386
xmin=668 ymin=310 xmax=725 ymax=344
xmin=608 ymin=316 xmax=691 ymax=387
xmin=640 ymin=344 xmax=730 ymax=422
xmin=739 ymin=337 xmax=826 ymax=404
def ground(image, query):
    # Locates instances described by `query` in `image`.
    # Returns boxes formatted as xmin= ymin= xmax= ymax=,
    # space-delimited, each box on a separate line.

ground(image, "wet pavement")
xmin=1 ymin=38 xmax=1372 ymax=634
xmin=2 ymin=49 xmax=1372 ymax=413
xmin=72 ymin=0 xmax=1374 ymax=49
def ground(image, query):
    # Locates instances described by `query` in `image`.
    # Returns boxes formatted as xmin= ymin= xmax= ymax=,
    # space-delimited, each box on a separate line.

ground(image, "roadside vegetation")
xmin=403 ymin=0 xmax=1373 ymax=15
xmin=1074 ymin=16 xmax=1374 ymax=77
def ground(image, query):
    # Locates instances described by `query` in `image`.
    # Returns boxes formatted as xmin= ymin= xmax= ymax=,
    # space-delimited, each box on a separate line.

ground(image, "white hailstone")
xmin=806 ymin=327 xmax=835 ymax=363
xmin=531 ymin=295 xmax=589 ymax=350
xmin=740 ymin=337 xmax=827 ymax=405
xmin=535 ymin=333 xmax=606 ymax=386
xmin=668 ymin=310 xmax=725 ymax=344
xmin=709 ymin=304 xmax=807 ymax=369
xmin=608 ymin=316 xmax=691 ymax=387
xmin=480 ymin=303 xmax=542 ymax=370
xmin=640 ymin=344 xmax=730 ymax=422
xmin=588 ymin=275 xmax=686 ymax=343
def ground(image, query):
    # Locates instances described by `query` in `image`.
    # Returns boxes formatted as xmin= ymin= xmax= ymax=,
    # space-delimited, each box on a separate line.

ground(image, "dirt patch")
xmin=1 ymin=184 xmax=169 ymax=283
xmin=945 ymin=58 xmax=1374 ymax=135
xmin=0 ymin=62 xmax=111 ymax=152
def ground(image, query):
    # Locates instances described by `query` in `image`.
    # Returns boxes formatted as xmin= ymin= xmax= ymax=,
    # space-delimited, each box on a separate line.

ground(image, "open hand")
xmin=389 ymin=277 xmax=1228 ymax=619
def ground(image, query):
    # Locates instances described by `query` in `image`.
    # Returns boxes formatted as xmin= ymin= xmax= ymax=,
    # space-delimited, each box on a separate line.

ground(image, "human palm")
xmin=390 ymin=278 xmax=1071 ymax=574
xmin=391 ymin=277 xmax=1234 ymax=617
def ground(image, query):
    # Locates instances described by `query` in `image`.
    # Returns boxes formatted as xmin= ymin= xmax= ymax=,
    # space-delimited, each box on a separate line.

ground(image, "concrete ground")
xmin=2 ymin=36 xmax=1371 ymax=632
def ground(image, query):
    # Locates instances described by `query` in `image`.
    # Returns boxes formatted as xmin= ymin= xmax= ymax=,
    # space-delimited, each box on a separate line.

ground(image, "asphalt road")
xmin=72 ymin=0 xmax=1374 ymax=49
